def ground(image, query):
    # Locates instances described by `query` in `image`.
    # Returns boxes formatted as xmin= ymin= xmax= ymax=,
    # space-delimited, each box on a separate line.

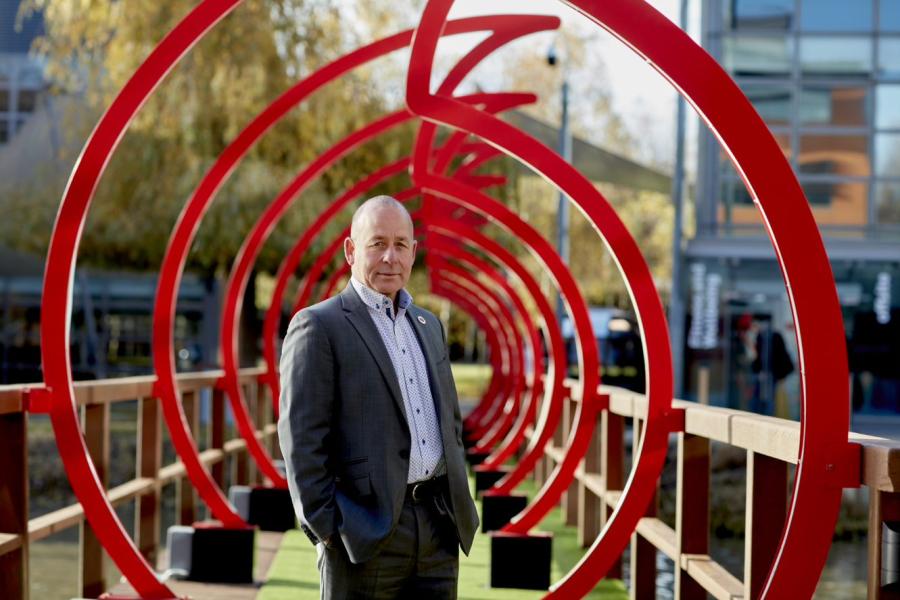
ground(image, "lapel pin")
xmin=417 ymin=315 xmax=427 ymax=325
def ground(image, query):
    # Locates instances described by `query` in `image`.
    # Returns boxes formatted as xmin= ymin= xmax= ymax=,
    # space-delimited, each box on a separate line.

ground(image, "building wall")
xmin=686 ymin=0 xmax=900 ymax=417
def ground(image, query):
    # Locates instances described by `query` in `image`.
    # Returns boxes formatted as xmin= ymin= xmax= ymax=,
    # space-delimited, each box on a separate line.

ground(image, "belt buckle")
xmin=412 ymin=481 xmax=424 ymax=502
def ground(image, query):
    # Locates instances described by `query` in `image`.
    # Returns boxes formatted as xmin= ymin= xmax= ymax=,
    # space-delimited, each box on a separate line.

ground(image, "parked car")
xmin=558 ymin=307 xmax=645 ymax=393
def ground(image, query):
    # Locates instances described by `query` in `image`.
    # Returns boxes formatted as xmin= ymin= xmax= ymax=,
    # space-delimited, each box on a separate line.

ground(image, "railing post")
xmin=0 ymin=405 xmax=28 ymax=600
xmin=601 ymin=409 xmax=624 ymax=580
xmin=744 ymin=450 xmax=787 ymax=599
xmin=577 ymin=407 xmax=602 ymax=547
xmin=234 ymin=383 xmax=250 ymax=487
xmin=258 ymin=376 xmax=277 ymax=460
xmin=253 ymin=380 xmax=267 ymax=485
xmin=80 ymin=402 xmax=109 ymax=597
xmin=630 ymin=418 xmax=657 ymax=600
xmin=564 ymin=394 xmax=579 ymax=526
xmin=136 ymin=396 xmax=161 ymax=565
xmin=868 ymin=490 xmax=900 ymax=599
xmin=178 ymin=390 xmax=198 ymax=525
xmin=210 ymin=387 xmax=226 ymax=488
xmin=675 ymin=432 xmax=710 ymax=600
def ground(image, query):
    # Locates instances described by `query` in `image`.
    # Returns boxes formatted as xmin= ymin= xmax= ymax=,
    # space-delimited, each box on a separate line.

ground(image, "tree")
xmin=9 ymin=0 xmax=415 ymax=276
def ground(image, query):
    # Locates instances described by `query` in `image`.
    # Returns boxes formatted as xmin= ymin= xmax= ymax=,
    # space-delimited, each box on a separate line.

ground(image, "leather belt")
xmin=405 ymin=475 xmax=448 ymax=503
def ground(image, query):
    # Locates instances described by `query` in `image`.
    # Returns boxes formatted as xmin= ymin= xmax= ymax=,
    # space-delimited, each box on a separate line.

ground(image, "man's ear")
xmin=411 ymin=238 xmax=418 ymax=260
xmin=344 ymin=237 xmax=355 ymax=265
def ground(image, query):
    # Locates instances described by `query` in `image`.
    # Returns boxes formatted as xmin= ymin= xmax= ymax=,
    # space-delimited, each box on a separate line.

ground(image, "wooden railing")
xmin=0 ymin=367 xmax=277 ymax=599
xmin=1 ymin=370 xmax=893 ymax=598
xmin=534 ymin=380 xmax=893 ymax=600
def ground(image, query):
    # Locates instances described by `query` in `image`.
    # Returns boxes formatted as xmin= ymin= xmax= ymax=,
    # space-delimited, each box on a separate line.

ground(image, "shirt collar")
xmin=351 ymin=277 xmax=413 ymax=314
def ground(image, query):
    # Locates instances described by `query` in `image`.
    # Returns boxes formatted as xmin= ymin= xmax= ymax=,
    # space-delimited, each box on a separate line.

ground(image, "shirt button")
xmin=416 ymin=409 xmax=420 ymax=414
xmin=425 ymin=470 xmax=429 ymax=475
xmin=409 ymin=377 xmax=413 ymax=383
xmin=402 ymin=348 xmax=406 ymax=354
xmin=421 ymin=439 xmax=426 ymax=445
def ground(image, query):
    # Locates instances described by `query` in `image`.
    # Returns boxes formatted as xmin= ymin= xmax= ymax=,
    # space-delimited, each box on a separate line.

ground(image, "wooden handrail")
xmin=535 ymin=378 xmax=898 ymax=599
xmin=0 ymin=367 xmax=277 ymax=598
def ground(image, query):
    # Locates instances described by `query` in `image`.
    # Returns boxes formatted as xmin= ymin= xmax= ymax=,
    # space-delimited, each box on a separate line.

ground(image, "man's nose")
xmin=382 ymin=246 xmax=396 ymax=263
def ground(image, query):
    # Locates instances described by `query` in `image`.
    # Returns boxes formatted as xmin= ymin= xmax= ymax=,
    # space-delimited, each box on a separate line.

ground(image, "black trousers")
xmin=317 ymin=493 xmax=460 ymax=599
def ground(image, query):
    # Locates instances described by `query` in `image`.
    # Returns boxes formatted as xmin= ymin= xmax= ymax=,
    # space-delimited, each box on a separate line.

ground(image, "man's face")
xmin=345 ymin=206 xmax=417 ymax=300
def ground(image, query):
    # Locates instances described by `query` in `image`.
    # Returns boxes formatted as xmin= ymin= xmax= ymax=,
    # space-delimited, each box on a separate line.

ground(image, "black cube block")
xmin=481 ymin=492 xmax=528 ymax=532
xmin=474 ymin=467 xmax=510 ymax=495
xmin=190 ymin=522 xmax=255 ymax=583
xmin=249 ymin=486 xmax=296 ymax=532
xmin=466 ymin=450 xmax=490 ymax=466
xmin=490 ymin=531 xmax=552 ymax=590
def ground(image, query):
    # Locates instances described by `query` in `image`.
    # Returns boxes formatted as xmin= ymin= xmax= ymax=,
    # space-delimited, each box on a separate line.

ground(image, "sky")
xmin=440 ymin=0 xmax=703 ymax=172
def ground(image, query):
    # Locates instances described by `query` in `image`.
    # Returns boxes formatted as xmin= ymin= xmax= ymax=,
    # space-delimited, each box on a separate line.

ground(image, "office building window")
xmin=800 ymin=0 xmax=873 ymax=32
xmin=799 ymin=134 xmax=870 ymax=177
xmin=876 ymin=182 xmax=900 ymax=223
xmin=881 ymin=0 xmax=900 ymax=32
xmin=876 ymin=85 xmax=900 ymax=129
xmin=879 ymin=39 xmax=900 ymax=78
xmin=799 ymin=85 xmax=868 ymax=127
xmin=725 ymin=0 xmax=794 ymax=30
xmin=799 ymin=37 xmax=872 ymax=77
xmin=723 ymin=36 xmax=794 ymax=76
xmin=742 ymin=84 xmax=793 ymax=125
xmin=17 ymin=89 xmax=36 ymax=113
xmin=0 ymin=89 xmax=8 ymax=112
xmin=875 ymin=133 xmax=900 ymax=177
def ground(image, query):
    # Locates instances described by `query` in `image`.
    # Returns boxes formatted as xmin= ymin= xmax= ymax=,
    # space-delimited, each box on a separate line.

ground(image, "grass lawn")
xmin=450 ymin=362 xmax=492 ymax=402
xmin=259 ymin=476 xmax=627 ymax=600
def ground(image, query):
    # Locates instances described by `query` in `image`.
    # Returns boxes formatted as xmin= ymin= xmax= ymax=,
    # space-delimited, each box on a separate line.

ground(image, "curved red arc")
xmin=426 ymin=256 xmax=524 ymax=449
xmin=153 ymin=13 xmax=552 ymax=524
xmin=425 ymin=228 xmax=562 ymax=470
xmin=39 ymin=0 xmax=243 ymax=595
xmin=426 ymin=246 xmax=537 ymax=455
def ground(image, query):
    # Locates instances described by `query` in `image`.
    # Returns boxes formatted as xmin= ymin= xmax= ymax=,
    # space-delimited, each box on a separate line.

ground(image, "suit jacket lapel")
xmin=340 ymin=284 xmax=407 ymax=422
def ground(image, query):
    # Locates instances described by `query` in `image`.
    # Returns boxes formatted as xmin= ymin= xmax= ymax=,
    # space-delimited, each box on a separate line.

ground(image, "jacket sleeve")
xmin=277 ymin=309 xmax=337 ymax=543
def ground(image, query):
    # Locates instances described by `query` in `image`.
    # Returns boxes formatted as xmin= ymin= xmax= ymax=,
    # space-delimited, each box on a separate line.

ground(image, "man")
xmin=277 ymin=195 xmax=479 ymax=599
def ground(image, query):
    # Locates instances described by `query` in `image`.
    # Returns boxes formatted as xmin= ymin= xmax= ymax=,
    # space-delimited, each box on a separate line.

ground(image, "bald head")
xmin=345 ymin=195 xmax=417 ymax=302
xmin=350 ymin=195 xmax=413 ymax=240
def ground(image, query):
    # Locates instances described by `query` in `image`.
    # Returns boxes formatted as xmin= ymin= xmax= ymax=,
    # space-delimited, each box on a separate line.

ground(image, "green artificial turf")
xmin=259 ymin=476 xmax=628 ymax=600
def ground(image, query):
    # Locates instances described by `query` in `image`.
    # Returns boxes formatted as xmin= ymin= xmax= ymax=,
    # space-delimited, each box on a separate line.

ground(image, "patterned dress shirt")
xmin=350 ymin=278 xmax=446 ymax=483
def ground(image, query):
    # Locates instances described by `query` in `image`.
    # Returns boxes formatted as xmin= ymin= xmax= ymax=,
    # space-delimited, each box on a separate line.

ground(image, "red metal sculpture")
xmin=425 ymin=224 xmax=565 ymax=472
xmin=408 ymin=1 xmax=857 ymax=597
xmin=39 ymin=6 xmax=557 ymax=592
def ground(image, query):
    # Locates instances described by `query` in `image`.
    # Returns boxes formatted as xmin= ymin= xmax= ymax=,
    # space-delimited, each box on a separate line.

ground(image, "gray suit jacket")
xmin=277 ymin=283 xmax=479 ymax=563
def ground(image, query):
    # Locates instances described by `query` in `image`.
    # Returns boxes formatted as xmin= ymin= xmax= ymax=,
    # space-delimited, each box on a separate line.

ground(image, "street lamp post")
xmin=670 ymin=0 xmax=689 ymax=398
xmin=548 ymin=43 xmax=572 ymax=333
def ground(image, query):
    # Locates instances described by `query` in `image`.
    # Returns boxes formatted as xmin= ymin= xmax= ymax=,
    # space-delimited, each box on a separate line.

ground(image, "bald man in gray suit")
xmin=277 ymin=196 xmax=478 ymax=599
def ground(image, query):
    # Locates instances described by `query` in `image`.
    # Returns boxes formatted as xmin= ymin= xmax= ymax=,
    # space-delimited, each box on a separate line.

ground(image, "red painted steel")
xmin=425 ymin=243 xmax=538 ymax=454
xmin=407 ymin=5 xmax=676 ymax=598
xmin=413 ymin=176 xmax=602 ymax=528
xmin=153 ymin=14 xmax=552 ymax=523
xmin=264 ymin=140 xmax=522 ymax=421
xmin=426 ymin=256 xmax=526 ymax=452
xmin=39 ymin=8 xmax=557 ymax=592
xmin=557 ymin=3 xmax=851 ymax=596
xmin=218 ymin=90 xmax=529 ymax=487
xmin=425 ymin=225 xmax=565 ymax=471
xmin=38 ymin=1 xmax=241 ymax=595
xmin=423 ymin=185 xmax=581 ymax=498
xmin=410 ymin=1 xmax=852 ymax=597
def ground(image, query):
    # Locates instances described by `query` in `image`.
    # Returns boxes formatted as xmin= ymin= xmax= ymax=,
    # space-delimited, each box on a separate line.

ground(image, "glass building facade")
xmin=685 ymin=0 xmax=900 ymax=421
